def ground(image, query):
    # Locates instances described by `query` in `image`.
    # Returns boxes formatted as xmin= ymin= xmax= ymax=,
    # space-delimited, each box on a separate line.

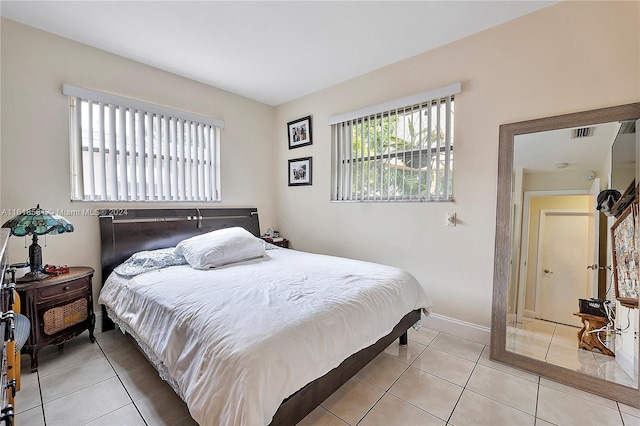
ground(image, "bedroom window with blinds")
xmin=64 ymin=84 xmax=224 ymax=202
xmin=329 ymin=82 xmax=460 ymax=202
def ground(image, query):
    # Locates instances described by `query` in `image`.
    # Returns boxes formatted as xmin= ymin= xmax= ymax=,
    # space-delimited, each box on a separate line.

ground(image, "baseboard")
xmin=422 ymin=312 xmax=491 ymax=346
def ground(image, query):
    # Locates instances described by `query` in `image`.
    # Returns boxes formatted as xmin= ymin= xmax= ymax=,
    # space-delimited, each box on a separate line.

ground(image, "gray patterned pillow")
xmin=260 ymin=239 xmax=281 ymax=251
xmin=114 ymin=247 xmax=187 ymax=277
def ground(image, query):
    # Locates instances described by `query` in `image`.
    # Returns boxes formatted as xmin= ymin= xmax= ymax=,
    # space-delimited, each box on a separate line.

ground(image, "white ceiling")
xmin=514 ymin=122 xmax=621 ymax=174
xmin=0 ymin=0 xmax=557 ymax=106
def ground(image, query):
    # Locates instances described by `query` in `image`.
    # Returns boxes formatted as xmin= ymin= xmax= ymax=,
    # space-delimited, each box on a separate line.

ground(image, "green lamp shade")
xmin=2 ymin=205 xmax=74 ymax=236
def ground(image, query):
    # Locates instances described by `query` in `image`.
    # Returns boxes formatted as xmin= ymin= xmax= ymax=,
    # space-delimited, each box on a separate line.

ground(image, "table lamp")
xmin=1 ymin=204 xmax=74 ymax=282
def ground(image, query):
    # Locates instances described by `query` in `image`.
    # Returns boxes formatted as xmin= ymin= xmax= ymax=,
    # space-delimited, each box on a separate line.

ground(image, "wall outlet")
xmin=446 ymin=212 xmax=456 ymax=227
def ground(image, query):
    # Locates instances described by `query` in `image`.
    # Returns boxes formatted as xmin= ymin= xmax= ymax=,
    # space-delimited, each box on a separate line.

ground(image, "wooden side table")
xmin=573 ymin=312 xmax=614 ymax=356
xmin=261 ymin=237 xmax=289 ymax=249
xmin=17 ymin=266 xmax=96 ymax=372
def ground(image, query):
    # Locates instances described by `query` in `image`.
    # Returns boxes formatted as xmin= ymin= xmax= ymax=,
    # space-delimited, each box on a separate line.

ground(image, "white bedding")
xmin=99 ymin=248 xmax=432 ymax=425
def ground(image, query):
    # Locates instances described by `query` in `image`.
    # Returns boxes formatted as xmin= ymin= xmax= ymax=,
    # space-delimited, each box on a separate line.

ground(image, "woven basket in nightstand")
xmin=43 ymin=298 xmax=88 ymax=335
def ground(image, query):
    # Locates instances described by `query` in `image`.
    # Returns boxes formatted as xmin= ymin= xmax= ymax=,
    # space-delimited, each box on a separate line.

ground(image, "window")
xmin=329 ymin=83 xmax=459 ymax=202
xmin=64 ymin=84 xmax=224 ymax=202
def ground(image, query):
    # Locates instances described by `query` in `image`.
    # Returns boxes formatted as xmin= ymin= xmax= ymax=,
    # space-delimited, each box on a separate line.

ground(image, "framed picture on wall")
xmin=288 ymin=157 xmax=312 ymax=186
xmin=611 ymin=202 xmax=639 ymax=308
xmin=288 ymin=116 xmax=312 ymax=149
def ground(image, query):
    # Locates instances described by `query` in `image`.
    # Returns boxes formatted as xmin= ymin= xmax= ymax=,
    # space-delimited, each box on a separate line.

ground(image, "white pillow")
xmin=174 ymin=227 xmax=266 ymax=269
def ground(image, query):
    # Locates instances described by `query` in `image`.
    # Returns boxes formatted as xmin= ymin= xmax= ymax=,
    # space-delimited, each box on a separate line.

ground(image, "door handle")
xmin=587 ymin=264 xmax=604 ymax=270
xmin=544 ymin=269 xmax=553 ymax=274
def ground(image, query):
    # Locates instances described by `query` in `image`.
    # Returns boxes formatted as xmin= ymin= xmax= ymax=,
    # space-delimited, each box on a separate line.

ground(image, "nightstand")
xmin=17 ymin=266 xmax=96 ymax=372
xmin=261 ymin=237 xmax=289 ymax=249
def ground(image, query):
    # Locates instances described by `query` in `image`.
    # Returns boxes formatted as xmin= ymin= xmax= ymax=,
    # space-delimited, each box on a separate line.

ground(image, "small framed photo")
xmin=288 ymin=157 xmax=312 ymax=186
xmin=288 ymin=115 xmax=312 ymax=149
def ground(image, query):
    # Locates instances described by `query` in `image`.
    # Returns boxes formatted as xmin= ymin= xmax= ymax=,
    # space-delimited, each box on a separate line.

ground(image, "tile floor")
xmin=13 ymin=324 xmax=640 ymax=425
xmin=507 ymin=317 xmax=637 ymax=389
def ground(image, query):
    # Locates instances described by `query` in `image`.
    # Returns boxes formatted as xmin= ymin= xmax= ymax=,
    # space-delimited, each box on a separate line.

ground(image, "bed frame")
xmin=98 ymin=207 xmax=420 ymax=426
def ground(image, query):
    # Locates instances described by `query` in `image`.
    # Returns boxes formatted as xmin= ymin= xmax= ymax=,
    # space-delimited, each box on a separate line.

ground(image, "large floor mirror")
xmin=491 ymin=102 xmax=640 ymax=408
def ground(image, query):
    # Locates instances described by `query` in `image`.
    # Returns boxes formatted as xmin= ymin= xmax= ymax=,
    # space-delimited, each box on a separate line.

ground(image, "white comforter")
xmin=99 ymin=248 xmax=432 ymax=425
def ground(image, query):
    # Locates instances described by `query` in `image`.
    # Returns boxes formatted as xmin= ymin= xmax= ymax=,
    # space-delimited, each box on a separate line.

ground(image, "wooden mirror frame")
xmin=490 ymin=102 xmax=640 ymax=408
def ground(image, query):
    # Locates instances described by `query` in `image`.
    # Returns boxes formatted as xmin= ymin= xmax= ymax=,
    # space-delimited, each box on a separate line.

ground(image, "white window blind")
xmin=64 ymin=84 xmax=223 ymax=202
xmin=329 ymin=83 xmax=459 ymax=202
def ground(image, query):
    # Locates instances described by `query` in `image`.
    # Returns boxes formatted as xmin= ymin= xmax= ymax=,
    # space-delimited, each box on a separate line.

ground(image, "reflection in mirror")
xmin=612 ymin=122 xmax=637 ymax=193
xmin=491 ymin=103 xmax=640 ymax=409
xmin=508 ymin=121 xmax=637 ymax=388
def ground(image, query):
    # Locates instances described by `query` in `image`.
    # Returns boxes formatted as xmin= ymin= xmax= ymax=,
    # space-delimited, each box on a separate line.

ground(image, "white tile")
xmin=359 ymin=393 xmax=445 ymax=426
xmin=19 ymin=354 xmax=38 ymax=384
xmin=622 ymin=412 xmax=640 ymax=426
xmin=320 ymin=376 xmax=384 ymax=425
xmin=596 ymin=356 xmax=638 ymax=388
xmin=355 ymin=352 xmax=409 ymax=390
xmin=539 ymin=377 xmax=618 ymax=409
xmin=96 ymin=330 xmax=139 ymax=356
xmin=105 ymin=344 xmax=153 ymax=374
xmin=620 ymin=402 xmax=640 ymax=417
xmin=297 ymin=406 xmax=349 ymax=425
xmin=448 ymin=390 xmax=535 ymax=426
xmin=388 ymin=366 xmax=463 ymax=421
xmin=544 ymin=352 xmax=605 ymax=379
xmin=383 ymin=340 xmax=426 ymax=365
xmin=97 ymin=327 xmax=128 ymax=339
xmin=39 ymin=357 xmax=116 ymax=403
xmin=15 ymin=374 xmax=42 ymax=413
xmin=85 ymin=403 xmax=146 ymax=426
xmin=520 ymin=319 xmax=556 ymax=337
xmin=412 ymin=347 xmax=475 ymax=387
xmin=15 ymin=405 xmax=45 ymax=426
xmin=93 ymin=327 xmax=120 ymax=341
xmin=429 ymin=333 xmax=484 ymax=362
xmin=553 ymin=323 xmax=581 ymax=338
xmin=537 ymin=384 xmax=623 ymax=425
xmin=118 ymin=361 xmax=172 ymax=401
xmin=465 ymin=364 xmax=538 ymax=415
xmin=478 ymin=347 xmax=539 ymax=384
xmin=506 ymin=335 xmax=549 ymax=361
xmin=37 ymin=339 xmax=104 ymax=377
xmin=508 ymin=329 xmax=553 ymax=347
xmin=135 ymin=386 xmax=192 ymax=426
xmin=43 ymin=377 xmax=131 ymax=426
xmin=407 ymin=326 xmax=439 ymax=345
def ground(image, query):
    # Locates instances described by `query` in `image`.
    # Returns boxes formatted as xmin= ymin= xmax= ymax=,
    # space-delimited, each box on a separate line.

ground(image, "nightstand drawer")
xmin=37 ymin=276 xmax=90 ymax=301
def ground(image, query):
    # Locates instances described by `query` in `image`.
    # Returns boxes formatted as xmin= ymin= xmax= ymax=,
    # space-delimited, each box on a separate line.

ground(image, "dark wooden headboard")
xmin=98 ymin=207 xmax=260 ymax=330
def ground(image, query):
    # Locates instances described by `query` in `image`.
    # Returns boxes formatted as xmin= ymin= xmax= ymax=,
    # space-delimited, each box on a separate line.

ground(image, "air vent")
xmin=619 ymin=120 xmax=636 ymax=135
xmin=571 ymin=127 xmax=594 ymax=138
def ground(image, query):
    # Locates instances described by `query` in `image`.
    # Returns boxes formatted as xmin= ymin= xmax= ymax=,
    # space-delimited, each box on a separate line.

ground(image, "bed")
xmin=97 ymin=208 xmax=432 ymax=425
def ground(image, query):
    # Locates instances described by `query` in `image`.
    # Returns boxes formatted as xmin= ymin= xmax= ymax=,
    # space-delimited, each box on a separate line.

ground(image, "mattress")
xmin=99 ymin=247 xmax=432 ymax=425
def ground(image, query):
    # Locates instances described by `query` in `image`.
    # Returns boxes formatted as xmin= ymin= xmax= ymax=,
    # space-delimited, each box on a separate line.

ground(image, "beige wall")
xmin=0 ymin=19 xmax=277 ymax=301
xmin=274 ymin=1 xmax=640 ymax=327
xmin=523 ymin=170 xmax=605 ymax=192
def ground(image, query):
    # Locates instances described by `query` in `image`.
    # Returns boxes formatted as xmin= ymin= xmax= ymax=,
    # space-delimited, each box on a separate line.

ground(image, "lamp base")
xmin=17 ymin=271 xmax=50 ymax=282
